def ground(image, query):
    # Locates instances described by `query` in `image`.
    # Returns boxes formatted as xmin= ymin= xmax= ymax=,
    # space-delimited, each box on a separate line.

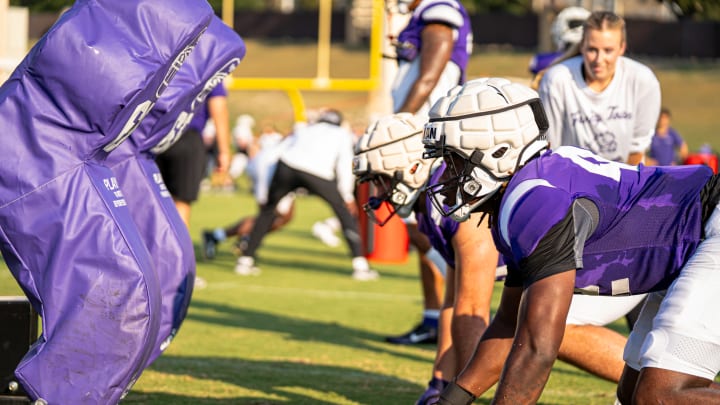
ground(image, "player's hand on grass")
xmin=416 ymin=377 xmax=449 ymax=405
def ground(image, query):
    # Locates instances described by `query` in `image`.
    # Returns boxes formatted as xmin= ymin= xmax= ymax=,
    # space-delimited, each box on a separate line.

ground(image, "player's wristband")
xmin=435 ymin=381 xmax=476 ymax=405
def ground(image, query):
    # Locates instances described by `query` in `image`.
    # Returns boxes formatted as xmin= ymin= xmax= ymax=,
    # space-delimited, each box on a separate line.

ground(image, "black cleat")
xmin=202 ymin=230 xmax=218 ymax=260
xmin=385 ymin=322 xmax=437 ymax=345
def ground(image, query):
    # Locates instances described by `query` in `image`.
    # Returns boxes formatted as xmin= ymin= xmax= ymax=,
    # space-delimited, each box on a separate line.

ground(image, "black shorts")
xmin=155 ymin=129 xmax=207 ymax=203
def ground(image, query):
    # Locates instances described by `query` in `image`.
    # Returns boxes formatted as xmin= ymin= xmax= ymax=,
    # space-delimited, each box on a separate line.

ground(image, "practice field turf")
xmin=1 ymin=44 xmax=719 ymax=403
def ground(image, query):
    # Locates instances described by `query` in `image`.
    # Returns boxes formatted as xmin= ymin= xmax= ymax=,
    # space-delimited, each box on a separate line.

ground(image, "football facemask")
xmin=422 ymin=78 xmax=550 ymax=221
xmin=424 ymin=152 xmax=501 ymax=222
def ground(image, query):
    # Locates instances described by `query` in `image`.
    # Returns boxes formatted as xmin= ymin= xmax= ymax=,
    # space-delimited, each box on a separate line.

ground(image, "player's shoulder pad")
xmin=417 ymin=0 xmax=464 ymax=28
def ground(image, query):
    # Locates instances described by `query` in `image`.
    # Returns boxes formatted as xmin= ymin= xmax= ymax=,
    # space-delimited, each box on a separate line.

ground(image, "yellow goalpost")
xmin=221 ymin=0 xmax=386 ymax=123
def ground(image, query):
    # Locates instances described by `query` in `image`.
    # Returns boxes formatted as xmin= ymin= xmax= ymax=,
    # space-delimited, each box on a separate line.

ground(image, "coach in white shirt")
xmin=235 ymin=109 xmax=378 ymax=281
xmin=538 ymin=10 xmax=660 ymax=165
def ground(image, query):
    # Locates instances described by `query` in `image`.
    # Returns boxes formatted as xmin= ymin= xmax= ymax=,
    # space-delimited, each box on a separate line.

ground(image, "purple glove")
xmin=416 ymin=377 xmax=449 ymax=405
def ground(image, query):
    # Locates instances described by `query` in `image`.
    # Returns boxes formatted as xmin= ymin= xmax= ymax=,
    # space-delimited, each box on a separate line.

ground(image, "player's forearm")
xmin=450 ymin=313 xmax=488 ymax=376
xmin=453 ymin=323 xmax=514 ymax=397
xmin=492 ymin=346 xmax=555 ymax=404
xmin=398 ymin=79 xmax=436 ymax=114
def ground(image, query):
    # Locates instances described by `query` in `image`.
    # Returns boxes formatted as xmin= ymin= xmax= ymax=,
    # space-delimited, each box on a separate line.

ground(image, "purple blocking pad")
xmin=0 ymin=0 xmax=213 ymax=403
xmin=105 ymin=16 xmax=246 ymax=367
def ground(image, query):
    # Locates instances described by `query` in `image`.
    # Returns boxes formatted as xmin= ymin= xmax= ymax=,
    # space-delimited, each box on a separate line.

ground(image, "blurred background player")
xmin=156 ymin=81 xmax=232 ymax=228
xmin=381 ymin=0 xmax=473 ymax=345
xmin=538 ymin=10 xmax=660 ymax=166
xmin=202 ymin=120 xmax=295 ymax=260
xmin=529 ymin=6 xmax=590 ymax=89
xmin=227 ymin=113 xmax=256 ymax=184
xmin=232 ymin=109 xmax=378 ymax=280
xmin=647 ymin=107 xmax=688 ymax=166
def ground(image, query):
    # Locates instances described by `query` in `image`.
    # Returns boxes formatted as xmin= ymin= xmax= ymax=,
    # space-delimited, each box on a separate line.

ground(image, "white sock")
xmin=425 ymin=247 xmax=447 ymax=278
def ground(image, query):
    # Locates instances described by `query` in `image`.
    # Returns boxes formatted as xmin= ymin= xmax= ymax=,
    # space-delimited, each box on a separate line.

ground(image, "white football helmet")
xmin=422 ymin=77 xmax=549 ymax=221
xmin=551 ymin=7 xmax=591 ymax=51
xmin=354 ymin=113 xmax=438 ymax=225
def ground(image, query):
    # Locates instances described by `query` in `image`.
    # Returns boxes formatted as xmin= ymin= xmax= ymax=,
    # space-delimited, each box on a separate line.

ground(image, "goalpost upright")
xmin=222 ymin=0 xmax=386 ymax=123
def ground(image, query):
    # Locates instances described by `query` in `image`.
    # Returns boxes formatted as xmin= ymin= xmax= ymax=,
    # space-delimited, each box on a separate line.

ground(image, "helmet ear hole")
xmin=492 ymin=146 xmax=508 ymax=159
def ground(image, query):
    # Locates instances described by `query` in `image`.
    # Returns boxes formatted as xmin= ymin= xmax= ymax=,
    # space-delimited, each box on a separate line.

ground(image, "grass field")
xmin=1 ymin=41 xmax=719 ymax=403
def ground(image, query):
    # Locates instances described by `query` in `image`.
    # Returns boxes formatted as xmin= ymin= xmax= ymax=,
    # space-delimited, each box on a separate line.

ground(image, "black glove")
xmin=432 ymin=381 xmax=476 ymax=405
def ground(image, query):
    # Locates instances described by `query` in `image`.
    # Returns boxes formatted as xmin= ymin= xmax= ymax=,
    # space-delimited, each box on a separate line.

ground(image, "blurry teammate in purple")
xmin=647 ymin=107 xmax=688 ymax=166
xmin=391 ymin=0 xmax=472 ymax=116
xmin=528 ymin=6 xmax=590 ymax=77
xmin=423 ymin=77 xmax=720 ymax=404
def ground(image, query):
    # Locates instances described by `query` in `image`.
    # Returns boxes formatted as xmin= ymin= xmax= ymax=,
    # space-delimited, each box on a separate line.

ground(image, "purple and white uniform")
xmin=493 ymin=146 xmax=720 ymax=380
xmin=391 ymin=0 xmax=473 ymax=118
xmin=421 ymin=160 xmax=645 ymax=325
xmin=0 ymin=1 xmax=212 ymax=403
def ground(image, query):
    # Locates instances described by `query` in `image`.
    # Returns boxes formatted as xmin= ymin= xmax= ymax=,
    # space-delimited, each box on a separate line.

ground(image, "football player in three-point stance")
xmin=422 ymin=77 xmax=720 ymax=404
xmin=383 ymin=0 xmax=474 ymax=349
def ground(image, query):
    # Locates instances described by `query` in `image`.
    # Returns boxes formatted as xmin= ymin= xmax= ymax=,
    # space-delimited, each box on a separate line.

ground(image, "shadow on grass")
xmin=127 ymin=356 xmax=422 ymax=404
xmin=187 ymin=299 xmax=433 ymax=365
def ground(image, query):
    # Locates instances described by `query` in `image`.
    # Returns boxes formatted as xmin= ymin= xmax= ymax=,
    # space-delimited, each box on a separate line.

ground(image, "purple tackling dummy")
xmin=105 ymin=16 xmax=246 ymax=367
xmin=0 ymin=0 xmax=212 ymax=403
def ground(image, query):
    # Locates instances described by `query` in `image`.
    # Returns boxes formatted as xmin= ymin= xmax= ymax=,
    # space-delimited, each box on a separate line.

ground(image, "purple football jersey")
xmin=493 ymin=146 xmax=712 ymax=295
xmin=396 ymin=0 xmax=472 ymax=82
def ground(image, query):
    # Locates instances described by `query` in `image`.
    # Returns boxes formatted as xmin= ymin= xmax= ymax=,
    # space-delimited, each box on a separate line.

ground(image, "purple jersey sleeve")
xmin=494 ymin=146 xmax=712 ymax=295
xmin=396 ymin=0 xmax=472 ymax=81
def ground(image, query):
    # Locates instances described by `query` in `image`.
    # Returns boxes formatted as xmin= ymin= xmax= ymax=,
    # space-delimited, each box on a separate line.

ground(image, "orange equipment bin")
xmin=356 ymin=182 xmax=409 ymax=263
